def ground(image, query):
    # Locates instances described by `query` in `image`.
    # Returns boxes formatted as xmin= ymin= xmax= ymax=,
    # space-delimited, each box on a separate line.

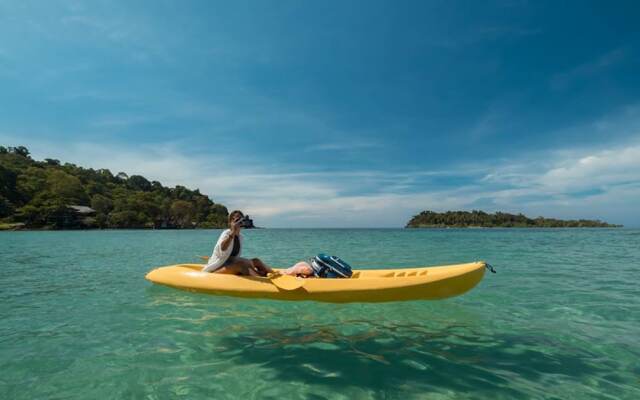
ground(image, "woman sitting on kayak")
xmin=202 ymin=210 xmax=272 ymax=276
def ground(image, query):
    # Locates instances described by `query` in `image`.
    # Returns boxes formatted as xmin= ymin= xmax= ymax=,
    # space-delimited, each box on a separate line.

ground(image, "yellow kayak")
xmin=145 ymin=261 xmax=487 ymax=303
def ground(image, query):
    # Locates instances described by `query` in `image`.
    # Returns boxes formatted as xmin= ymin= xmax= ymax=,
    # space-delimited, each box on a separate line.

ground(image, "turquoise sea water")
xmin=1 ymin=228 xmax=639 ymax=399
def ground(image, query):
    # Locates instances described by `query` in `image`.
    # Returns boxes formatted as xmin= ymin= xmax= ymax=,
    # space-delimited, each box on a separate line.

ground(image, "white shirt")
xmin=202 ymin=229 xmax=243 ymax=272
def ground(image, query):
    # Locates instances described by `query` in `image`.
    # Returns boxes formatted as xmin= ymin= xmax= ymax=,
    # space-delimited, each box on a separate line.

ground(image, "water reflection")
xmin=142 ymin=287 xmax=628 ymax=398
xmin=212 ymin=322 xmax=608 ymax=397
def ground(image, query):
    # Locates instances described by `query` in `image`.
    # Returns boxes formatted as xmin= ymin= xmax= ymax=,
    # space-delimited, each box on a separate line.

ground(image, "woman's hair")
xmin=228 ymin=210 xmax=244 ymax=223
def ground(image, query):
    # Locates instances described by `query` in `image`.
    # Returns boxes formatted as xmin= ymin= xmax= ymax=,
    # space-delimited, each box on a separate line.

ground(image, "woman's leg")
xmin=283 ymin=261 xmax=313 ymax=277
xmin=251 ymin=258 xmax=273 ymax=276
xmin=215 ymin=257 xmax=260 ymax=276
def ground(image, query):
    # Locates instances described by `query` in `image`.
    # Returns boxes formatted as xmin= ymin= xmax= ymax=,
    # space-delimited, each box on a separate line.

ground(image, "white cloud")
xmin=483 ymin=143 xmax=640 ymax=194
xmin=476 ymin=141 xmax=640 ymax=225
xmin=2 ymin=133 xmax=639 ymax=227
xmin=0 ymin=134 xmax=475 ymax=226
xmin=539 ymin=146 xmax=640 ymax=191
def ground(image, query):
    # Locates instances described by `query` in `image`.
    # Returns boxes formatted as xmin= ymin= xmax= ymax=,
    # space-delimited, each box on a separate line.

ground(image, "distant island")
xmin=0 ymin=145 xmax=236 ymax=230
xmin=406 ymin=210 xmax=621 ymax=228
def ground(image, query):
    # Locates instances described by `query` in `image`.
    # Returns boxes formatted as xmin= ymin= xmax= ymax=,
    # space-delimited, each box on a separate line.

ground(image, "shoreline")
xmin=405 ymin=225 xmax=623 ymax=229
xmin=1 ymin=225 xmax=630 ymax=232
xmin=0 ymin=224 xmax=238 ymax=232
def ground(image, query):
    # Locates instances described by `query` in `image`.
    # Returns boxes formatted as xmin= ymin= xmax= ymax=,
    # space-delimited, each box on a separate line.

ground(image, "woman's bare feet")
xmin=251 ymin=258 xmax=273 ymax=276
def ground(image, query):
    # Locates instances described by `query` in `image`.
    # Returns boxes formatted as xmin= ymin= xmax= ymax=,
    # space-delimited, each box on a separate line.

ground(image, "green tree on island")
xmin=0 ymin=145 xmax=229 ymax=230
xmin=406 ymin=210 xmax=620 ymax=228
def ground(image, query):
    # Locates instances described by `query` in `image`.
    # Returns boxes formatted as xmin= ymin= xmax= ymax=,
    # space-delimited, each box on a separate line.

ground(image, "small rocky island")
xmin=406 ymin=210 xmax=621 ymax=228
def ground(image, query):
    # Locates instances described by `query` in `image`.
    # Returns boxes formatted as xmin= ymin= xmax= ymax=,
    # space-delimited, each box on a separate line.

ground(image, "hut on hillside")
xmin=65 ymin=205 xmax=97 ymax=228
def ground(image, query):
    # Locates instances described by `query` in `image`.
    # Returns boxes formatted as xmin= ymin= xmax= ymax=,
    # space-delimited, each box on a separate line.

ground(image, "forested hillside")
xmin=0 ymin=146 xmax=228 ymax=229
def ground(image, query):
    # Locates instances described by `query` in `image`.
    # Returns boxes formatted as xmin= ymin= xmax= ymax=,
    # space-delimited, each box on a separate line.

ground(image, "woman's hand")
xmin=230 ymin=218 xmax=242 ymax=235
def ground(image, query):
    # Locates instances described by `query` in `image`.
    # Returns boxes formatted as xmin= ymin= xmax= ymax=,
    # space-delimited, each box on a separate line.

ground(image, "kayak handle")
xmin=485 ymin=263 xmax=496 ymax=273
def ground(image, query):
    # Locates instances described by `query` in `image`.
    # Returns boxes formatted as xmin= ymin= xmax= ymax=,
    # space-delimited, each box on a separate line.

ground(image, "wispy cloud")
xmin=551 ymin=47 xmax=628 ymax=90
xmin=427 ymin=23 xmax=541 ymax=49
xmin=304 ymin=140 xmax=382 ymax=152
xmin=89 ymin=114 xmax=164 ymax=129
xmin=3 ymin=131 xmax=638 ymax=227
xmin=538 ymin=146 xmax=640 ymax=191
xmin=483 ymin=142 xmax=640 ymax=192
xmin=58 ymin=10 xmax=173 ymax=64
xmin=2 ymin=2 xmax=639 ymax=227
xmin=477 ymin=26 xmax=541 ymax=37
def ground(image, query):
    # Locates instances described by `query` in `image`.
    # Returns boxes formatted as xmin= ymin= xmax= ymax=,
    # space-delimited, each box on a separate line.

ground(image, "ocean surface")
xmin=1 ymin=228 xmax=639 ymax=399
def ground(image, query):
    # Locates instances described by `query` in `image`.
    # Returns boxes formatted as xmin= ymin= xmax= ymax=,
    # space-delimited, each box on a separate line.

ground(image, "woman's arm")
xmin=220 ymin=231 xmax=234 ymax=251
xmin=220 ymin=220 xmax=241 ymax=251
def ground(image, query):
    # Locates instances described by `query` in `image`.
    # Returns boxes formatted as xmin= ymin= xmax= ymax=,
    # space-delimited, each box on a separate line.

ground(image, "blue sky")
xmin=1 ymin=0 xmax=640 ymax=227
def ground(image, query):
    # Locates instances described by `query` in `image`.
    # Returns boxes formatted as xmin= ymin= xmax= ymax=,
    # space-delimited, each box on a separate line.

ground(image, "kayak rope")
xmin=485 ymin=263 xmax=496 ymax=273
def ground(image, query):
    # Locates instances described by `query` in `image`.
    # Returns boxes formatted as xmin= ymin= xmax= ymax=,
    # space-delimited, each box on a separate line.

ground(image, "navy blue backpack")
xmin=310 ymin=254 xmax=353 ymax=278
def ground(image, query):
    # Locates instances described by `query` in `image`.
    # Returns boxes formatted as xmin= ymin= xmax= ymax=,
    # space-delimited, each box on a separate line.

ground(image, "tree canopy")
xmin=0 ymin=145 xmax=228 ymax=229
xmin=406 ymin=210 xmax=621 ymax=228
